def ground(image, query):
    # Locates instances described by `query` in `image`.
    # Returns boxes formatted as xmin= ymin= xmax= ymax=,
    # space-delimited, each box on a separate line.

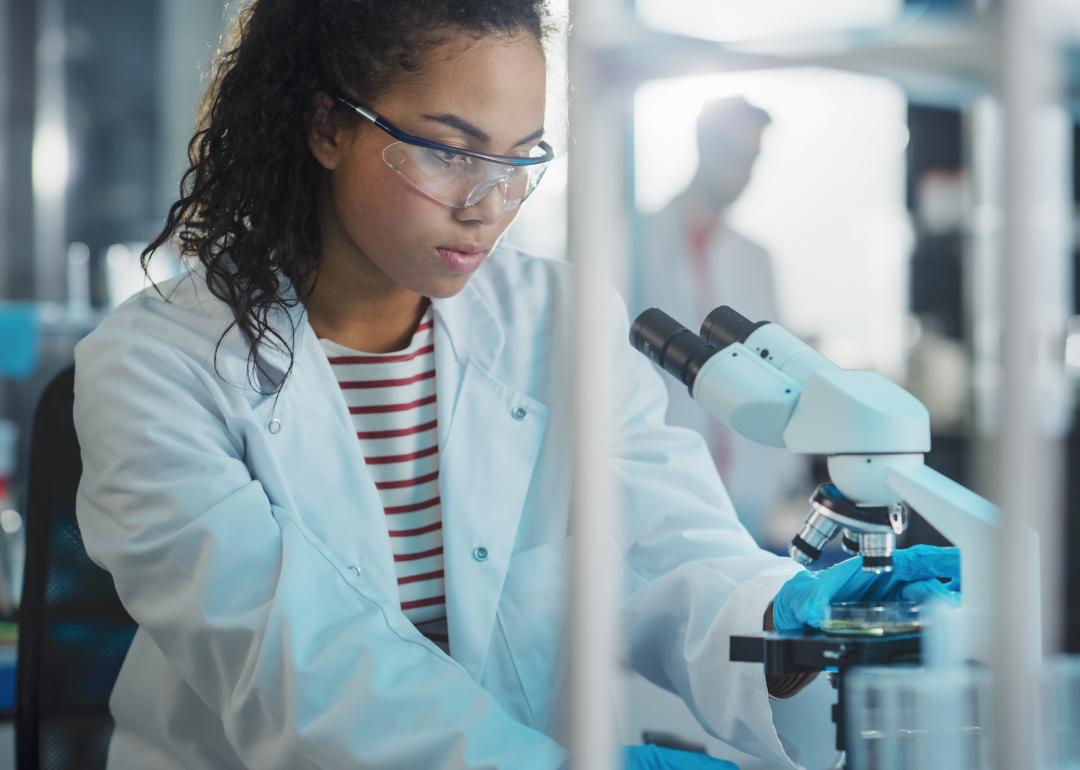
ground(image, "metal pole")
xmin=566 ymin=1 xmax=630 ymax=768
xmin=996 ymin=0 xmax=1067 ymax=764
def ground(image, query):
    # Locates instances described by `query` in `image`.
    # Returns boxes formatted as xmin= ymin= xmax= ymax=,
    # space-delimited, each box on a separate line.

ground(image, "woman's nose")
xmin=454 ymin=181 xmax=507 ymax=226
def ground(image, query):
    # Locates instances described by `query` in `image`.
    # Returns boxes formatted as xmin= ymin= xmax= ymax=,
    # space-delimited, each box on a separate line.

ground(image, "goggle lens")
xmin=382 ymin=142 xmax=549 ymax=212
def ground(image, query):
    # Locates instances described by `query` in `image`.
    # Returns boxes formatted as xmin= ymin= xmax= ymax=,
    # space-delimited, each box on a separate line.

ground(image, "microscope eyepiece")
xmin=630 ymin=308 xmax=719 ymax=390
xmin=699 ymin=306 xmax=770 ymax=349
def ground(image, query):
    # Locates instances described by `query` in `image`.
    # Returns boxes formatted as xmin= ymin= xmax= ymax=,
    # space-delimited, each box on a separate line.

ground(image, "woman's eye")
xmin=430 ymin=149 xmax=461 ymax=163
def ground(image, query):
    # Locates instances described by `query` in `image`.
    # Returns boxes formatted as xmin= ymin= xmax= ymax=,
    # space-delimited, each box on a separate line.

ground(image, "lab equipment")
xmin=770 ymin=545 xmax=958 ymax=632
xmin=332 ymin=94 xmax=553 ymax=211
xmin=844 ymin=664 xmax=993 ymax=770
xmin=630 ymin=305 xmax=1003 ymax=663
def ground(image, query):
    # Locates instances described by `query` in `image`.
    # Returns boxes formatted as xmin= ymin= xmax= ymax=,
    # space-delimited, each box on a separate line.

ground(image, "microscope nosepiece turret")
xmin=791 ymin=484 xmax=903 ymax=573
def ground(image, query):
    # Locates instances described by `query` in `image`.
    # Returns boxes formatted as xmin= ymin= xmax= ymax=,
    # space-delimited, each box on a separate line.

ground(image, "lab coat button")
xmin=473 ymin=547 xmax=489 ymax=561
xmin=268 ymin=418 xmax=282 ymax=434
xmin=511 ymin=407 xmax=527 ymax=421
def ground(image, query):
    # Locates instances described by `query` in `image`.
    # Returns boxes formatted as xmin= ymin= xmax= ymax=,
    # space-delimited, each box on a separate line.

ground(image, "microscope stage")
xmin=730 ymin=629 xmax=921 ymax=676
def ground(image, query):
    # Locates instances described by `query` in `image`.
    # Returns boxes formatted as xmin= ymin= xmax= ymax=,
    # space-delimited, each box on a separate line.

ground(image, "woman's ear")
xmin=309 ymin=92 xmax=343 ymax=170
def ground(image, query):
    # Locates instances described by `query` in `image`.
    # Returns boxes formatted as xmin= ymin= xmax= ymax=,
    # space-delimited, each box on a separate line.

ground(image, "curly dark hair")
xmin=144 ymin=0 xmax=550 ymax=391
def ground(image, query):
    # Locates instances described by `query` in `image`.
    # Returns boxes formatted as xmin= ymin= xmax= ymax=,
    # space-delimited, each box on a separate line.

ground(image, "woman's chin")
xmin=417 ymin=274 xmax=474 ymax=300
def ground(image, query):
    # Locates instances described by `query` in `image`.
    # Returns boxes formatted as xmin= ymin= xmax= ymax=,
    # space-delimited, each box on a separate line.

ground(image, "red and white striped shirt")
xmin=319 ymin=307 xmax=448 ymax=653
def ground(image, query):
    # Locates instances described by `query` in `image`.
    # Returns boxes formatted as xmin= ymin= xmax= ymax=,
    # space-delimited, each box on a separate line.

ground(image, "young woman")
xmin=72 ymin=1 xmax=959 ymax=768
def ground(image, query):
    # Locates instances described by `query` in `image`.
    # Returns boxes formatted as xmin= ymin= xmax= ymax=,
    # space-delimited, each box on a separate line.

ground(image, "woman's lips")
xmin=435 ymin=245 xmax=489 ymax=275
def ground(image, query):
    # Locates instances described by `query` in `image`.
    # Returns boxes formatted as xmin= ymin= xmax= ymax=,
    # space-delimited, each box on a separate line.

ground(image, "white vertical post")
xmin=157 ymin=0 xmax=228 ymax=218
xmin=997 ymin=0 xmax=1068 ymax=765
xmin=968 ymin=96 xmax=1003 ymax=481
xmin=32 ymin=0 xmax=67 ymax=303
xmin=566 ymin=1 xmax=630 ymax=768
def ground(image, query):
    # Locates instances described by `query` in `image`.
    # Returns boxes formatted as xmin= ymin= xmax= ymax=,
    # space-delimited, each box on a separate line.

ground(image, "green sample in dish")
xmin=820 ymin=601 xmax=922 ymax=636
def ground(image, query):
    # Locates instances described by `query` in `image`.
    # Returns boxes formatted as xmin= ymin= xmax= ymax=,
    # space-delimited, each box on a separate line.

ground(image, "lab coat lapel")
xmin=258 ymin=296 xmax=401 ymax=601
xmin=432 ymin=286 xmax=549 ymax=681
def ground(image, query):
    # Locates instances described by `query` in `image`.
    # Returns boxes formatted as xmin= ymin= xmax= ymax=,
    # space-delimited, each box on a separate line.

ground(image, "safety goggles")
xmin=332 ymin=94 xmax=554 ymax=212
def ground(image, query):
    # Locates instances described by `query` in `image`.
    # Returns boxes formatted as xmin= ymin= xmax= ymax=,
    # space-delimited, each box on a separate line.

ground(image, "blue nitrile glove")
xmin=624 ymin=744 xmax=739 ymax=769
xmin=772 ymin=544 xmax=961 ymax=631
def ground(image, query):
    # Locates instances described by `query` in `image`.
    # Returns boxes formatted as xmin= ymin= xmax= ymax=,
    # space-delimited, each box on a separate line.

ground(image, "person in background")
xmin=639 ymin=96 xmax=807 ymax=547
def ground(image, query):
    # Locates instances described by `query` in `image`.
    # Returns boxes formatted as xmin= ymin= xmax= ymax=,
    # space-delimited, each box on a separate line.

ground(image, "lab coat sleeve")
xmin=73 ymin=321 xmax=567 ymax=770
xmin=600 ymin=287 xmax=807 ymax=768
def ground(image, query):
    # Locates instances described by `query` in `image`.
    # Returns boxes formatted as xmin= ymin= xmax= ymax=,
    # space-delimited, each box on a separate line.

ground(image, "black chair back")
xmin=16 ymin=367 xmax=137 ymax=770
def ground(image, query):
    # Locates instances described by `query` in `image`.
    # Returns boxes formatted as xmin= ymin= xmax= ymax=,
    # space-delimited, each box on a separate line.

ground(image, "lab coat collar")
xmin=429 ymin=279 xmax=505 ymax=375
xmin=249 ymin=273 xmax=508 ymax=395
xmin=165 ymin=264 xmax=311 ymax=397
xmin=189 ymin=261 xmax=507 ymax=393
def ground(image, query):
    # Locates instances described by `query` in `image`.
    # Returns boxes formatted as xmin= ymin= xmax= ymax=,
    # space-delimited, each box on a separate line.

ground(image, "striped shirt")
xmin=319 ymin=307 xmax=449 ymax=653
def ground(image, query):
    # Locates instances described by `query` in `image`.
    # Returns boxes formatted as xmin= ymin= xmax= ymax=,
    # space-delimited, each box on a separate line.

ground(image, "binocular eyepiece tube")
xmin=629 ymin=308 xmax=719 ymax=391
xmin=629 ymin=305 xmax=768 ymax=392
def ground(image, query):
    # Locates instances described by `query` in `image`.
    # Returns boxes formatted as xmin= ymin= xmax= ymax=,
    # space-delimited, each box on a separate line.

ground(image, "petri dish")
xmin=820 ymin=601 xmax=922 ymax=636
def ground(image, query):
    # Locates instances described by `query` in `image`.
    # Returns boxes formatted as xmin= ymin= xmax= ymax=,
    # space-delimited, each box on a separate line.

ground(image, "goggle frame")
xmin=331 ymin=94 xmax=554 ymax=168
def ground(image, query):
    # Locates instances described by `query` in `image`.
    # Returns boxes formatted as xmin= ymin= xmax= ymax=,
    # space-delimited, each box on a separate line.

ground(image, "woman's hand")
xmin=771 ymin=544 xmax=960 ymax=631
xmin=624 ymin=745 xmax=739 ymax=769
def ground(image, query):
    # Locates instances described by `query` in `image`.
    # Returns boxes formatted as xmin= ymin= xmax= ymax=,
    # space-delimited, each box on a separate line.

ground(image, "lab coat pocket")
xmin=486 ymin=537 xmax=572 ymax=735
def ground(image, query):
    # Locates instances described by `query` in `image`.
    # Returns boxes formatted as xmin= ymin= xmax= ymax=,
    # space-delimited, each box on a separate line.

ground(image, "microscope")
xmin=630 ymin=305 xmax=1003 ymax=757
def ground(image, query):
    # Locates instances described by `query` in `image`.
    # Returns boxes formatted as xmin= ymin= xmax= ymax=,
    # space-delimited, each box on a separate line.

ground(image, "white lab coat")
xmin=74 ymin=247 xmax=808 ymax=770
xmin=639 ymin=199 xmax=807 ymax=544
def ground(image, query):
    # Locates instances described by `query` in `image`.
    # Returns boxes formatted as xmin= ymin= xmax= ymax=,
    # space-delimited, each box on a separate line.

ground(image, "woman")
xmin=72 ymin=1 xmax=959 ymax=768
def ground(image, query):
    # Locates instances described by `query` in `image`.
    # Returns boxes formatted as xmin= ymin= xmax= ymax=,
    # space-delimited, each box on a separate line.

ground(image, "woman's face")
xmin=310 ymin=31 xmax=548 ymax=299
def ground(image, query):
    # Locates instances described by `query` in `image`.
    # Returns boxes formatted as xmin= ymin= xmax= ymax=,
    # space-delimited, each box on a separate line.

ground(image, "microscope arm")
xmin=885 ymin=464 xmax=1003 ymax=662
xmin=886 ymin=465 xmax=997 ymax=608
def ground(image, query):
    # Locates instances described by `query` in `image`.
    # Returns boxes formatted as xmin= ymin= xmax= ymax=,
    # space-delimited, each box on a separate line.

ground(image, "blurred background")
xmin=0 ymin=0 xmax=1077 ymax=767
